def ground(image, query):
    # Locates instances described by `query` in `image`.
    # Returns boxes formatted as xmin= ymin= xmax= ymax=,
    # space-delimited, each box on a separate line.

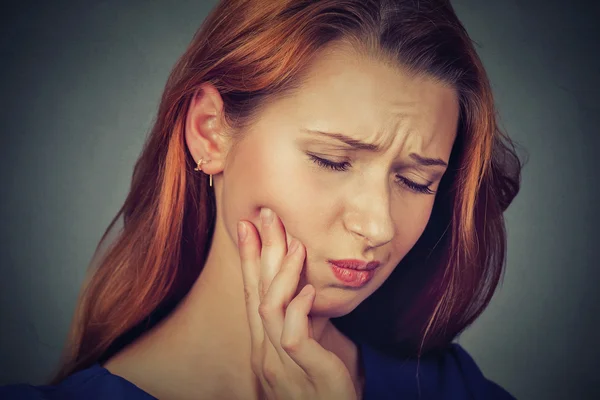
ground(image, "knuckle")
xmin=262 ymin=363 xmax=278 ymax=387
xmin=243 ymin=286 xmax=252 ymax=305
xmin=280 ymin=336 xmax=301 ymax=354
xmin=262 ymin=237 xmax=275 ymax=247
xmin=259 ymin=282 xmax=268 ymax=299
xmin=257 ymin=301 xmax=272 ymax=318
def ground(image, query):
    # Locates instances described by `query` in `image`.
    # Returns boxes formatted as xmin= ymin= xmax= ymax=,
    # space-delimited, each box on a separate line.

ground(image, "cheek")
xmin=389 ymin=201 xmax=434 ymax=261
xmin=221 ymin=136 xmax=318 ymax=239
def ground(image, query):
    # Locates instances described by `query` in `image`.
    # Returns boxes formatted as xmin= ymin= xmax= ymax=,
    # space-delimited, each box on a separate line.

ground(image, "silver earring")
xmin=194 ymin=158 xmax=213 ymax=187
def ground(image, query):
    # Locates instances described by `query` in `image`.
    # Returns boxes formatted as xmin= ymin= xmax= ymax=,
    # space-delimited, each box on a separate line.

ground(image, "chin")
xmin=308 ymin=290 xmax=363 ymax=318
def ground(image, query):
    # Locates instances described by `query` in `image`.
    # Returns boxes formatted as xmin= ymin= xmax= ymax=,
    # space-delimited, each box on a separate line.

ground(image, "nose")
xmin=343 ymin=178 xmax=394 ymax=248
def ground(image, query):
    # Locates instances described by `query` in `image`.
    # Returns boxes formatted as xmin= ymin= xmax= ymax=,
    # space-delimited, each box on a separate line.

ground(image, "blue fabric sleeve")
xmin=0 ymin=364 xmax=156 ymax=400
xmin=360 ymin=342 xmax=516 ymax=399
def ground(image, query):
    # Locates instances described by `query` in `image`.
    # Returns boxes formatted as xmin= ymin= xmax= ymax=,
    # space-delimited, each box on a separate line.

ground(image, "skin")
xmin=102 ymin=42 xmax=459 ymax=400
xmin=236 ymin=212 xmax=359 ymax=399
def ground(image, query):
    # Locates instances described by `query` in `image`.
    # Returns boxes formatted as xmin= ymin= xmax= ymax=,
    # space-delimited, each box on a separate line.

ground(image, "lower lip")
xmin=329 ymin=263 xmax=376 ymax=288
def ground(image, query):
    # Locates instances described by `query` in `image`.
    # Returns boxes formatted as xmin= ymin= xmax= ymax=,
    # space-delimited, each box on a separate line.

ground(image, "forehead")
xmin=272 ymin=42 xmax=459 ymax=155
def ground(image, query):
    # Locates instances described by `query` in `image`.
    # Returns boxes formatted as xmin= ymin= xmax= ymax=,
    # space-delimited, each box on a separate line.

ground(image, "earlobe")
xmin=184 ymin=83 xmax=231 ymax=176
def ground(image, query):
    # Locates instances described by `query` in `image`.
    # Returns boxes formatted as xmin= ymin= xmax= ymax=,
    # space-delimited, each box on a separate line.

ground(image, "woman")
xmin=1 ymin=0 xmax=522 ymax=398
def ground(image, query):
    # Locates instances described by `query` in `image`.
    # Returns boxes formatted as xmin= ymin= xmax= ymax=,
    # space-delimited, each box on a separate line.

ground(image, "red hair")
xmin=50 ymin=0 xmax=523 ymax=383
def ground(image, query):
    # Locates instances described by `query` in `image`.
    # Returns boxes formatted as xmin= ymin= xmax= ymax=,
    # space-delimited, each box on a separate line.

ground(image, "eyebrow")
xmin=303 ymin=128 xmax=448 ymax=168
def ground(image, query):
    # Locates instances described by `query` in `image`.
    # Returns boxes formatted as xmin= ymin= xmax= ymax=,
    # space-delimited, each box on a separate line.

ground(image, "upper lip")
xmin=328 ymin=259 xmax=381 ymax=271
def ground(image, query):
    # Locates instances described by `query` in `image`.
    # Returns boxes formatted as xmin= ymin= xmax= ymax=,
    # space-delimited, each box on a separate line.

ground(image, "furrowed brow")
xmin=409 ymin=153 xmax=448 ymax=168
xmin=303 ymin=128 xmax=448 ymax=169
xmin=303 ymin=128 xmax=382 ymax=152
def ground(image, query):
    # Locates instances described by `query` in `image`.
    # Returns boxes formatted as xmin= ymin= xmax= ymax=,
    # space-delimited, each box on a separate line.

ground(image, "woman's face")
xmin=220 ymin=44 xmax=459 ymax=317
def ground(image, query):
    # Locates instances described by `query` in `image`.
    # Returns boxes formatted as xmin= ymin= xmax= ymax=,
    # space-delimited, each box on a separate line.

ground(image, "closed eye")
xmin=307 ymin=154 xmax=435 ymax=195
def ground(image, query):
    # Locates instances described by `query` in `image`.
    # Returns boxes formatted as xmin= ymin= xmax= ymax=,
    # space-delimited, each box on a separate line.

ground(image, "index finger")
xmin=237 ymin=220 xmax=265 ymax=346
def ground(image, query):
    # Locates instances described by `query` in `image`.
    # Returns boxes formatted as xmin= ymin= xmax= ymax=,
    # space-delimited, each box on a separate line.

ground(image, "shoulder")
xmin=0 ymin=364 xmax=156 ymax=400
xmin=440 ymin=343 xmax=516 ymax=399
xmin=359 ymin=341 xmax=516 ymax=399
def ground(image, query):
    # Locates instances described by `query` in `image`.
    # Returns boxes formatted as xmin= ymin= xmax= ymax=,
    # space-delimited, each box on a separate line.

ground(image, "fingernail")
xmin=237 ymin=221 xmax=247 ymax=242
xmin=289 ymin=239 xmax=299 ymax=253
xmin=300 ymin=285 xmax=313 ymax=297
xmin=260 ymin=208 xmax=274 ymax=225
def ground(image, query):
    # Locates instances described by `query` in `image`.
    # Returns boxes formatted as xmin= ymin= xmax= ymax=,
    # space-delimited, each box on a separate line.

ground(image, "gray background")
xmin=1 ymin=1 xmax=598 ymax=399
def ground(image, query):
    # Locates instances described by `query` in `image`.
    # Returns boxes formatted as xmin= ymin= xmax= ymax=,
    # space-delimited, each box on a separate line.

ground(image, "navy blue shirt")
xmin=0 ymin=342 xmax=515 ymax=399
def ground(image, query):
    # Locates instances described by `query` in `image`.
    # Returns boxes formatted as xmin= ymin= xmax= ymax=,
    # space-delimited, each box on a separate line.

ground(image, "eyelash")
xmin=308 ymin=155 xmax=435 ymax=195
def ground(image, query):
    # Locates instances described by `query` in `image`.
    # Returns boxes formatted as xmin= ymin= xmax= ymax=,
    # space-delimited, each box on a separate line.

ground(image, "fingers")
xmin=239 ymin=215 xmax=356 ymax=397
xmin=258 ymin=208 xmax=289 ymax=299
xmin=259 ymin=237 xmax=306 ymax=364
xmin=263 ymin=238 xmax=305 ymax=310
xmin=281 ymin=285 xmax=339 ymax=381
xmin=237 ymin=220 xmax=266 ymax=349
xmin=238 ymin=209 xmax=298 ymax=371
xmin=240 ymin=209 xmax=324 ymax=382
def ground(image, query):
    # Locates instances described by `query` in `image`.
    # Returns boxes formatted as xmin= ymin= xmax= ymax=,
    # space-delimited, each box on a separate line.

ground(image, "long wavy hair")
xmin=50 ymin=0 xmax=523 ymax=383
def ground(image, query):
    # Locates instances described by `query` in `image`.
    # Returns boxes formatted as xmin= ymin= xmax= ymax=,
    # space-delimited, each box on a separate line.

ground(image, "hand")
xmin=237 ymin=207 xmax=358 ymax=400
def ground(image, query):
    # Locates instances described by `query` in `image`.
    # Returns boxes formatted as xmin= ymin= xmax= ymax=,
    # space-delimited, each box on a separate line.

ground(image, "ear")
xmin=185 ymin=82 xmax=231 ymax=178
